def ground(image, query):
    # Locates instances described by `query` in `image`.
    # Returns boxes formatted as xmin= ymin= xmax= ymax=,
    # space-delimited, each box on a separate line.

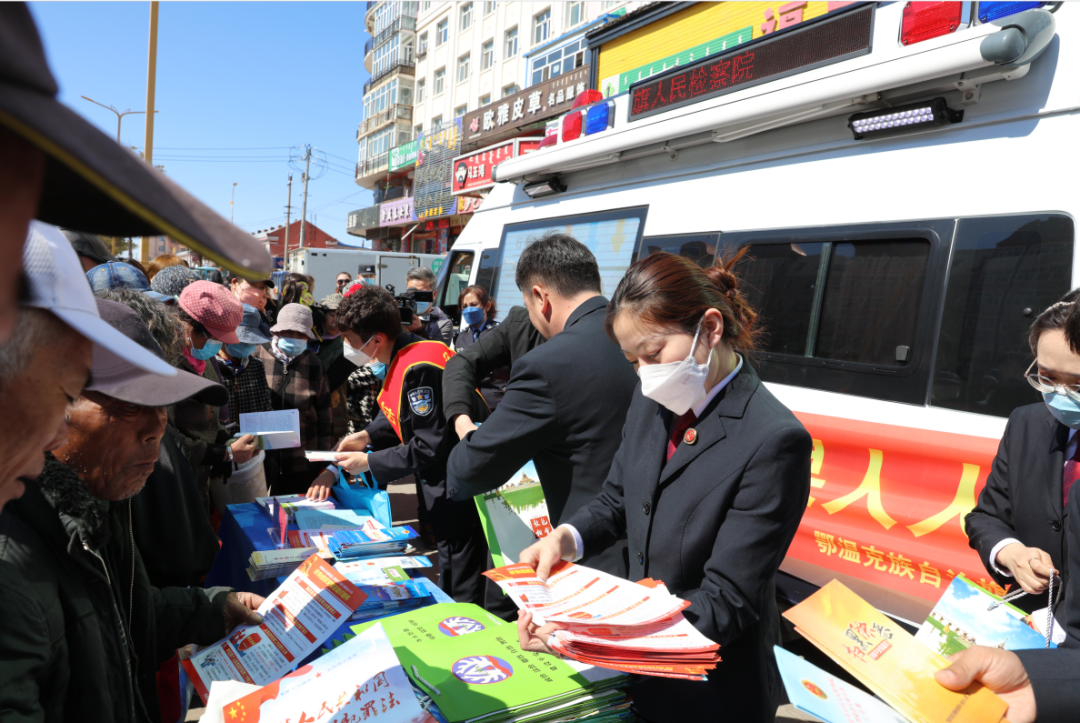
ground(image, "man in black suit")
xmin=446 ymin=233 xmax=638 ymax=577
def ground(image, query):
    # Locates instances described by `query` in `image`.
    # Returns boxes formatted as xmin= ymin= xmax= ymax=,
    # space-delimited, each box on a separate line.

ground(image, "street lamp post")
xmin=231 ymin=182 xmax=238 ymax=225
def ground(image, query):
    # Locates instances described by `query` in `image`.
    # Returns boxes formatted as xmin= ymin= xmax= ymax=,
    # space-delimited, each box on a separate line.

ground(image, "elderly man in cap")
xmin=0 ymin=5 xmax=271 ymax=345
xmin=87 ymin=259 xmax=176 ymax=304
xmin=0 ymin=223 xmax=177 ymax=515
xmin=230 ymin=272 xmax=275 ymax=330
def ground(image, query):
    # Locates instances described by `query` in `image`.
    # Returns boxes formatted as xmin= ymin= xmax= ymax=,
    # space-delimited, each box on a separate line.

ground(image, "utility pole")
xmin=284 ymin=174 xmax=293 ymax=262
xmin=299 ymin=145 xmax=311 ymax=249
xmin=141 ymin=0 xmax=159 ymax=266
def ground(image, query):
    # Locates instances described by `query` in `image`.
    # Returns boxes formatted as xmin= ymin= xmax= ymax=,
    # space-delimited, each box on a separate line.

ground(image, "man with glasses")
xmin=966 ymin=292 xmax=1080 ymax=625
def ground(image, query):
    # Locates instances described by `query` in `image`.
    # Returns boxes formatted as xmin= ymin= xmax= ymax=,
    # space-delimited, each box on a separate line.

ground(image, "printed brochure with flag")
xmin=183 ymin=554 xmax=366 ymax=700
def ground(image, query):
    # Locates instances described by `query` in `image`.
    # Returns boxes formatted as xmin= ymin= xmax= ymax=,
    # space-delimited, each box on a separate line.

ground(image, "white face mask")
xmin=344 ymin=336 xmax=376 ymax=367
xmin=638 ymin=323 xmax=712 ymax=415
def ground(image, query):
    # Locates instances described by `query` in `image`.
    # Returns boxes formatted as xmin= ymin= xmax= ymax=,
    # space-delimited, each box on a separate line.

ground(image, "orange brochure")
xmin=783 ymin=580 xmax=1007 ymax=723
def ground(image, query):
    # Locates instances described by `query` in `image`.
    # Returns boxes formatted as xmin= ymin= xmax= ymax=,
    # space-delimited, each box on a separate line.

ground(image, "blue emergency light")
xmin=977 ymin=2 xmax=1046 ymax=24
xmin=584 ymin=101 xmax=615 ymax=136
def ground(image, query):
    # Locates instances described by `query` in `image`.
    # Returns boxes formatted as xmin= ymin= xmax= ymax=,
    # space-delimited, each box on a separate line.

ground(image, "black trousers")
xmin=436 ymin=526 xmax=487 ymax=606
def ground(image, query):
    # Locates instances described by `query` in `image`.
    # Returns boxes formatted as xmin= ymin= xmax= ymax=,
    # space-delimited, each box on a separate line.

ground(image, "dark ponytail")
xmin=1030 ymin=288 xmax=1080 ymax=354
xmin=606 ymin=250 xmax=759 ymax=351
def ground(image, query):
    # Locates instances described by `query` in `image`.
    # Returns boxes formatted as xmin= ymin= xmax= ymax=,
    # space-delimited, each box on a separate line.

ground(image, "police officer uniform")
xmin=363 ymin=332 xmax=487 ymax=604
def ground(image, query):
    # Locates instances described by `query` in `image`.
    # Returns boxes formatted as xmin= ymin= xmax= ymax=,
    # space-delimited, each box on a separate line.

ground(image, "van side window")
xmin=494 ymin=207 xmax=649 ymax=316
xmin=739 ymin=239 xmax=930 ymax=367
xmin=438 ymin=250 xmax=474 ymax=320
xmin=474 ymin=248 xmax=500 ymax=297
xmin=932 ymin=214 xmax=1074 ymax=418
xmin=635 ymin=233 xmax=718 ymax=268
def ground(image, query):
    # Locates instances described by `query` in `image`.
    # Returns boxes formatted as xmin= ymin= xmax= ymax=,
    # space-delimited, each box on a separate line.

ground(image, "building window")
xmin=533 ymin=8 xmax=550 ymax=46
xmin=457 ymin=53 xmax=470 ymax=84
xmin=530 ymin=38 xmax=585 ymax=85
xmin=455 ymin=104 xmax=468 ymax=118
xmin=481 ymin=39 xmax=494 ymax=70
xmin=460 ymin=2 xmax=473 ymax=31
xmin=502 ymin=83 xmax=518 ymax=98
xmin=416 ymin=78 xmax=425 ymax=103
xmin=479 ymin=93 xmax=491 ymax=107
xmin=432 ymin=115 xmax=443 ymax=131
xmin=414 ymin=123 xmax=423 ymax=139
xmin=434 ymin=67 xmax=445 ymax=95
xmin=436 ymin=17 xmax=448 ymax=45
xmin=564 ymin=1 xmax=584 ymax=27
xmin=363 ymin=78 xmax=399 ymax=120
xmin=418 ymin=31 xmax=428 ymax=56
xmin=504 ymin=26 xmax=518 ymax=58
xmin=421 ymin=1 xmax=431 ymax=11
xmin=485 ymin=1 xmax=496 ymax=15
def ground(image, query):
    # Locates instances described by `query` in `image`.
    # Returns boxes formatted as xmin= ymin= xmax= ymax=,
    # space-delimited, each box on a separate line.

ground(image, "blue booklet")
xmin=774 ymin=646 xmax=906 ymax=723
xmin=328 ymin=524 xmax=418 ymax=560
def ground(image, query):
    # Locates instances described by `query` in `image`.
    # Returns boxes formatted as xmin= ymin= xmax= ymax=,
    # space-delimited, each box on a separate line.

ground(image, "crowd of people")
xmin=3 ymin=4 xmax=1080 ymax=723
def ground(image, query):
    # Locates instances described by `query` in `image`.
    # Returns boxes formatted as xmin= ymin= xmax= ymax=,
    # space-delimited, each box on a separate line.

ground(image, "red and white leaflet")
xmin=554 ymin=614 xmax=720 ymax=652
xmin=484 ymin=562 xmax=687 ymax=626
xmin=183 ymin=554 xmax=366 ymax=700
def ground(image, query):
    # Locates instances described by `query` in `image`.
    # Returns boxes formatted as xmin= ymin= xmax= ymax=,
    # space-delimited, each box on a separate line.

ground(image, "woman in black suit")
xmin=966 ymin=289 xmax=1080 ymax=613
xmin=516 ymin=251 xmax=812 ymax=723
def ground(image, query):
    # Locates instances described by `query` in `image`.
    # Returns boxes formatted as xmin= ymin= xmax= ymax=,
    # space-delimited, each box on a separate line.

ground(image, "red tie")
xmin=1064 ymin=440 xmax=1080 ymax=507
xmin=666 ymin=411 xmax=697 ymax=463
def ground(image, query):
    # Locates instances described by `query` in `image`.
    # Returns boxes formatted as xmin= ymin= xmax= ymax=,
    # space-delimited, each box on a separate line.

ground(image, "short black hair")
xmin=337 ymin=285 xmax=401 ymax=340
xmin=515 ymin=232 xmax=601 ymax=298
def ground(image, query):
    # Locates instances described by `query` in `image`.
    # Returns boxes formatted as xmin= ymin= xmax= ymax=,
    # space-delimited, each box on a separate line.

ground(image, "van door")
xmin=437 ymin=249 xmax=477 ymax=324
xmin=378 ymin=254 xmax=418 ymax=294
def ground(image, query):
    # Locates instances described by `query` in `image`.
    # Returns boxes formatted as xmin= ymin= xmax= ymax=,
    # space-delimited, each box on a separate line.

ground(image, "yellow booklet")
xmin=783 ymin=580 xmax=1007 ymax=723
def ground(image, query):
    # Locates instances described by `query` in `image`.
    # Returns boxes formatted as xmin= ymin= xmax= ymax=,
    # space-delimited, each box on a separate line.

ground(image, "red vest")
xmin=376 ymin=340 xmax=454 ymax=441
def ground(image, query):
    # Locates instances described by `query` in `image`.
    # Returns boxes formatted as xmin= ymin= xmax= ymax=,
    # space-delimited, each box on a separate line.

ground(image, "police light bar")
xmin=978 ymin=1 xmax=1047 ymax=24
xmin=848 ymin=97 xmax=963 ymax=140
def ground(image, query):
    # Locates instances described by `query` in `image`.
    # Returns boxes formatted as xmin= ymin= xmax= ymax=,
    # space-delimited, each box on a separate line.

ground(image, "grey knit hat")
xmin=151 ymin=265 xmax=201 ymax=298
xmin=320 ymin=293 xmax=343 ymax=311
xmin=270 ymin=303 xmax=315 ymax=339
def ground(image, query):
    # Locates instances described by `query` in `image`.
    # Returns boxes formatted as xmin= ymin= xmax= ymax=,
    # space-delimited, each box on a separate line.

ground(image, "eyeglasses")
xmin=336 ymin=279 xmax=350 ymax=286
xmin=1025 ymin=359 xmax=1080 ymax=402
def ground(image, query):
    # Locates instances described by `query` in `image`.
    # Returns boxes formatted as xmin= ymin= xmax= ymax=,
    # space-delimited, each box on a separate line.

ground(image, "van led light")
xmin=584 ymin=102 xmax=614 ymax=136
xmin=900 ymin=1 xmax=963 ymax=45
xmin=977 ymin=2 xmax=1046 ymax=23
xmin=848 ymin=97 xmax=963 ymax=140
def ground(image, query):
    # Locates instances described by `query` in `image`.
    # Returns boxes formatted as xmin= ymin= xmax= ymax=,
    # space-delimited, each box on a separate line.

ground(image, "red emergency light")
xmin=901 ymin=2 xmax=963 ymax=45
xmin=561 ymin=111 xmax=583 ymax=142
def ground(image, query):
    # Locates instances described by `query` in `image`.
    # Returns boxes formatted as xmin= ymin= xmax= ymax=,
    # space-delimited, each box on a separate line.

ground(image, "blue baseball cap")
xmin=85 ymin=260 xmax=176 ymax=304
xmin=236 ymin=303 xmax=270 ymax=345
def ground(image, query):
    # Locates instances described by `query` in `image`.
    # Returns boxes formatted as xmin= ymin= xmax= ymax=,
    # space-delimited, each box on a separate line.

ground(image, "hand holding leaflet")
xmin=240 ymin=409 xmax=301 ymax=450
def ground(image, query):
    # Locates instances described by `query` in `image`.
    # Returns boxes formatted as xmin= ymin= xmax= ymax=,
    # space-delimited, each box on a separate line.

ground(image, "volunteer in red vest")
xmin=305 ymin=284 xmax=488 ymax=605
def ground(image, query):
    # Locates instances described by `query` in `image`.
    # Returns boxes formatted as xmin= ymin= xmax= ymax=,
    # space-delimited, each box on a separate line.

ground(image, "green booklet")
xmin=352 ymin=603 xmax=628 ymax=723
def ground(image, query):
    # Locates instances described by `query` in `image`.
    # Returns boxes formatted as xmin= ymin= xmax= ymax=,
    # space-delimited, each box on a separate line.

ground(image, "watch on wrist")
xmin=226 ymin=445 xmax=234 ymax=464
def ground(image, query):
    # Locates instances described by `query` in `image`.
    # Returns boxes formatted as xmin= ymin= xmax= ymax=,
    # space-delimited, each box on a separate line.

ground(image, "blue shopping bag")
xmin=331 ymin=467 xmax=392 ymax=528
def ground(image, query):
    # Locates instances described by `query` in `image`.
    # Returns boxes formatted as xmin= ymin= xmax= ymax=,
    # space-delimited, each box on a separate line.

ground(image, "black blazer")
xmin=1014 ymin=648 xmax=1080 ymax=722
xmin=965 ymin=402 xmax=1070 ymax=613
xmin=562 ymin=363 xmax=812 ymax=723
xmin=446 ymin=296 xmax=639 ymax=577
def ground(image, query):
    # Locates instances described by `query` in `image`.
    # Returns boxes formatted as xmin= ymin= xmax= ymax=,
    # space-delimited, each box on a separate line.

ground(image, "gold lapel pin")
xmin=683 ymin=428 xmax=698 ymax=446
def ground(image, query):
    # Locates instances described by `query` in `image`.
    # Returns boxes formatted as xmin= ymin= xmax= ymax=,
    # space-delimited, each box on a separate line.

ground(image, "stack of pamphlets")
xmin=328 ymin=522 xmax=419 ymax=560
xmin=294 ymin=507 xmax=375 ymax=530
xmin=352 ymin=603 xmax=634 ymax=723
xmin=774 ymin=645 xmax=908 ymax=723
xmin=348 ymin=580 xmax=434 ymax=622
xmin=184 ymin=554 xmax=366 ymax=700
xmin=334 ymin=555 xmax=433 ymax=582
xmin=484 ymin=562 xmax=720 ymax=680
xmin=246 ymin=547 xmax=318 ymax=581
xmin=914 ymin=574 xmax=1057 ymax=653
xmin=285 ymin=529 xmax=336 ymax=556
xmin=255 ymin=494 xmax=334 ymax=522
xmin=220 ymin=623 xmax=437 ymax=723
xmin=782 ymin=579 xmax=1008 ymax=723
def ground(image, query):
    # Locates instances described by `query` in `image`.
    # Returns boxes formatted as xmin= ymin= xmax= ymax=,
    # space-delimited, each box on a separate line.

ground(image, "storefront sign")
xmin=628 ymin=5 xmax=872 ymax=120
xmin=415 ymin=119 xmax=462 ymax=220
xmin=451 ymin=138 xmax=542 ymax=195
xmin=389 ymin=139 xmax=420 ymax=172
xmin=379 ymin=196 xmax=415 ymax=227
xmin=461 ymin=66 xmax=591 ymax=145
xmin=346 ymin=204 xmax=381 ymax=234
xmin=457 ymin=193 xmax=487 ymax=215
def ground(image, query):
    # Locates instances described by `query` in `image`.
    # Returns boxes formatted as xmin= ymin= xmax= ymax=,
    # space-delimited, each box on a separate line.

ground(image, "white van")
xmin=433 ymin=3 xmax=1073 ymax=623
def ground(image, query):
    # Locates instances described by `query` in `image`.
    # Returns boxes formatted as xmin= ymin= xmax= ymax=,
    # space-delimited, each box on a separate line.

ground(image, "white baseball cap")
xmin=23 ymin=222 xmax=177 ymax=380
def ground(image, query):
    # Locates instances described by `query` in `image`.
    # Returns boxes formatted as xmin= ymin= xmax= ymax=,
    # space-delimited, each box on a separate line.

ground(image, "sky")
xmin=29 ymin=2 xmax=373 ymax=245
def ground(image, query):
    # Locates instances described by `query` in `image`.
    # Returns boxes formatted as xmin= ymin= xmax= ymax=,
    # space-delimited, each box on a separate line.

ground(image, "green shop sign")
xmin=389 ymin=139 xmax=420 ymax=172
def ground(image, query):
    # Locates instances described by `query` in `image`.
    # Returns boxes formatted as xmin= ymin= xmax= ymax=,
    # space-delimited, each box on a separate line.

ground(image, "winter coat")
xmin=0 ymin=456 xmax=231 ymax=723
xmin=255 ymin=345 xmax=333 ymax=494
xmin=167 ymin=356 xmax=232 ymax=503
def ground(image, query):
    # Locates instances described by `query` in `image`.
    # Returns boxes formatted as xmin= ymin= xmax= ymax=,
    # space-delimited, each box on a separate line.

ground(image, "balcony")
xmin=364 ymin=15 xmax=417 ymax=72
xmin=365 ymin=0 xmax=379 ymax=30
xmin=364 ymin=50 xmax=415 ymax=94
xmin=355 ymin=152 xmax=390 ymax=185
xmin=357 ymin=104 xmax=413 ymax=138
